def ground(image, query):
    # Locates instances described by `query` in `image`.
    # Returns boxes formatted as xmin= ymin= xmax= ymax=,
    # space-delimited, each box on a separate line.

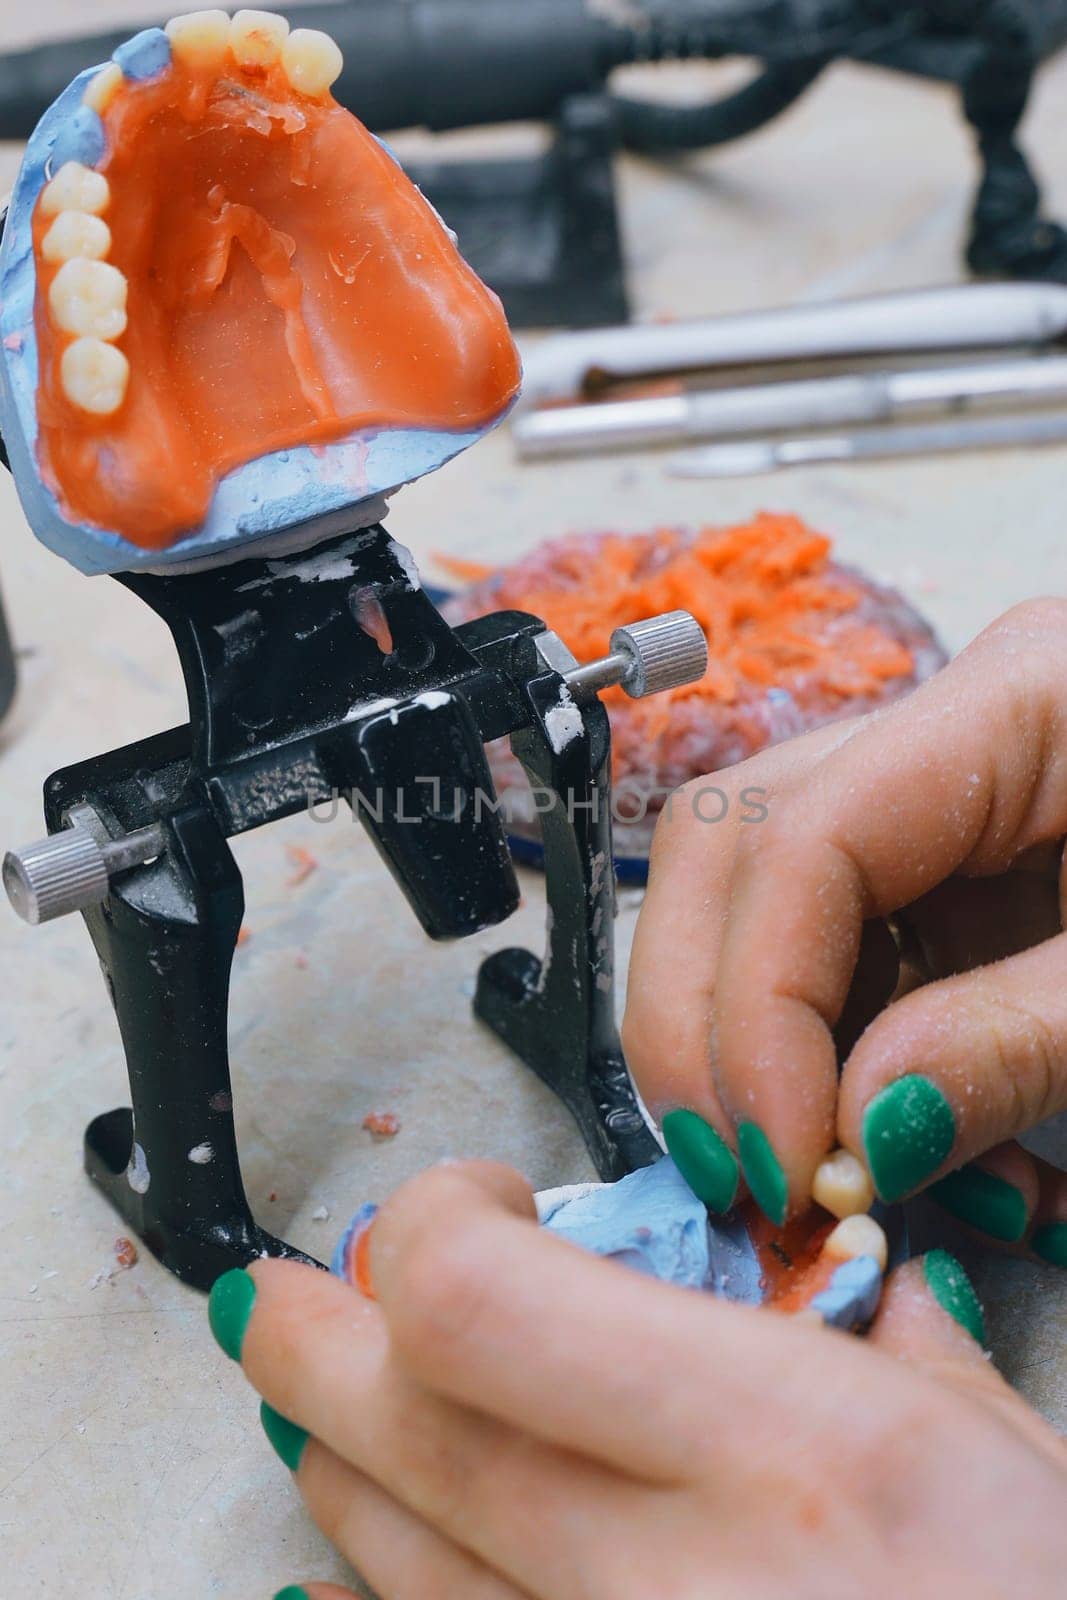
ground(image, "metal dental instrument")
xmin=517 ymin=283 xmax=1067 ymax=410
xmin=514 ymin=352 xmax=1067 ymax=459
xmin=667 ymin=410 xmax=1067 ymax=478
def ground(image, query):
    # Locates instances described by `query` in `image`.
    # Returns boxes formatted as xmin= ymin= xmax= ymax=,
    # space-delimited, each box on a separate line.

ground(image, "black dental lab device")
xmin=1 ymin=1 xmax=1067 ymax=325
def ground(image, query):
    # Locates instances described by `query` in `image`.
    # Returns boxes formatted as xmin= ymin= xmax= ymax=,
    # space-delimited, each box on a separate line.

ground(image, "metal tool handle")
xmin=518 ymin=282 xmax=1067 ymax=406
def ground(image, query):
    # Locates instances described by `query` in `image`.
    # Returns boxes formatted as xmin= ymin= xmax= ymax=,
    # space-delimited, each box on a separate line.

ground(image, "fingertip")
xmin=662 ymin=1108 xmax=739 ymax=1214
xmin=873 ymin=1254 xmax=988 ymax=1358
xmin=922 ymin=1249 xmax=987 ymax=1347
xmin=260 ymin=1399 xmax=310 ymax=1473
xmin=369 ymin=1158 xmax=536 ymax=1307
xmin=857 ymin=1072 xmax=956 ymax=1203
xmin=737 ymin=1121 xmax=789 ymax=1226
xmin=929 ymin=1143 xmax=1036 ymax=1246
xmin=208 ymin=1265 xmax=257 ymax=1363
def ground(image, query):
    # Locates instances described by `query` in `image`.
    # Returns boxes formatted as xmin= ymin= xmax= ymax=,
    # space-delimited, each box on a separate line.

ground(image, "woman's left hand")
xmin=209 ymin=1160 xmax=1067 ymax=1600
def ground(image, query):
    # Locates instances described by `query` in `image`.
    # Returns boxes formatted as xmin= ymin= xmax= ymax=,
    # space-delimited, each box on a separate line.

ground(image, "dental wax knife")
xmin=514 ymin=352 xmax=1067 ymax=458
xmin=667 ymin=410 xmax=1067 ymax=477
xmin=517 ymin=282 xmax=1067 ymax=409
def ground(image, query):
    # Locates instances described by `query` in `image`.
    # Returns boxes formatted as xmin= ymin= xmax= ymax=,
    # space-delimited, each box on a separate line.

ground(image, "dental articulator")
xmin=0 ymin=10 xmax=906 ymax=1334
xmin=0 ymin=11 xmax=712 ymax=1291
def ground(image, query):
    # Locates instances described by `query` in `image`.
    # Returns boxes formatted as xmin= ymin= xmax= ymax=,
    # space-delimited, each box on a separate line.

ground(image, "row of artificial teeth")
xmin=39 ymin=161 xmax=129 ymax=416
xmin=165 ymin=10 xmax=344 ymax=97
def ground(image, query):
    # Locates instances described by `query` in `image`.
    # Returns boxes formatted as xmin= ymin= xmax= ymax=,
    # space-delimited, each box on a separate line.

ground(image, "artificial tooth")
xmin=282 ymin=28 xmax=344 ymax=97
xmin=165 ymin=10 xmax=232 ymax=70
xmin=41 ymin=211 xmax=112 ymax=265
xmin=230 ymin=10 xmax=289 ymax=69
xmin=48 ymin=258 xmax=128 ymax=341
xmin=39 ymin=162 xmax=110 ymax=218
xmin=83 ymin=62 xmax=124 ymax=115
xmin=60 ymin=337 xmax=130 ymax=415
xmin=812 ymin=1148 xmax=875 ymax=1220
xmin=824 ymin=1214 xmax=888 ymax=1273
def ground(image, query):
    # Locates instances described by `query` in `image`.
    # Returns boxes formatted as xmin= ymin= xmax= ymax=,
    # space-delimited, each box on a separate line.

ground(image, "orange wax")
xmin=744 ymin=1201 xmax=837 ymax=1314
xmin=32 ymin=56 xmax=521 ymax=549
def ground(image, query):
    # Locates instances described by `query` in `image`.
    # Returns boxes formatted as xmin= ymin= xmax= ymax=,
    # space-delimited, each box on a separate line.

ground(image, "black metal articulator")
xmin=2 ymin=517 xmax=706 ymax=1290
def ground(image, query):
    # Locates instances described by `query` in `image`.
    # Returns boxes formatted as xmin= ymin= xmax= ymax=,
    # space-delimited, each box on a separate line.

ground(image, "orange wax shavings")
xmin=114 ymin=1236 xmax=138 ymax=1270
xmin=362 ymin=1111 xmax=401 ymax=1139
xmin=449 ymin=516 xmax=944 ymax=848
xmin=285 ymin=844 xmax=319 ymax=886
xmin=433 ymin=552 xmax=494 ymax=583
xmin=236 ymin=925 xmax=252 ymax=947
xmin=467 ymin=515 xmax=915 ymax=717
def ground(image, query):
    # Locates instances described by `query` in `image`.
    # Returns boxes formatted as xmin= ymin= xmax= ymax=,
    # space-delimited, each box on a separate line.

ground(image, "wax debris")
xmin=362 ymin=1111 xmax=401 ymax=1140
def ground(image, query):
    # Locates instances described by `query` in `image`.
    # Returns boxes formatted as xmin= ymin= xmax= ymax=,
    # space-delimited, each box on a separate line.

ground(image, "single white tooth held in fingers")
xmin=813 ymin=1148 xmax=874 ymax=1220
xmin=282 ymin=28 xmax=343 ymax=97
xmin=41 ymin=211 xmax=112 ymax=265
xmin=49 ymin=259 xmax=128 ymax=341
xmin=165 ymin=11 xmax=232 ymax=70
xmin=40 ymin=162 xmax=110 ymax=218
xmin=824 ymin=1213 xmax=888 ymax=1273
xmin=231 ymin=10 xmax=290 ymax=69
xmin=61 ymin=338 xmax=129 ymax=415
xmin=83 ymin=63 xmax=124 ymax=115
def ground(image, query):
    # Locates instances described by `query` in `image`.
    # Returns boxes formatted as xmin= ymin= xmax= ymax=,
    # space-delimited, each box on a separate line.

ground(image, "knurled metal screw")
xmin=564 ymin=610 xmax=707 ymax=701
xmin=3 ymin=806 xmax=165 ymax=926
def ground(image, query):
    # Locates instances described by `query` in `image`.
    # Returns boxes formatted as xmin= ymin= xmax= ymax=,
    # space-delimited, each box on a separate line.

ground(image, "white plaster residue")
xmin=344 ymin=695 xmax=398 ymax=723
xmin=236 ymin=532 xmax=379 ymax=591
xmin=188 ymin=1142 xmax=214 ymax=1165
xmin=415 ymin=690 xmax=451 ymax=711
xmin=126 ymin=1142 xmax=150 ymax=1195
xmin=311 ymin=1204 xmax=330 ymax=1222
xmin=388 ymin=537 xmax=422 ymax=591
xmin=544 ymin=683 xmax=583 ymax=753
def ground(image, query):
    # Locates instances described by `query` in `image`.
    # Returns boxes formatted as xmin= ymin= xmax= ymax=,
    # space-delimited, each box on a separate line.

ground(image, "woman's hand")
xmin=623 ymin=598 xmax=1067 ymax=1254
xmin=211 ymin=1162 xmax=1067 ymax=1600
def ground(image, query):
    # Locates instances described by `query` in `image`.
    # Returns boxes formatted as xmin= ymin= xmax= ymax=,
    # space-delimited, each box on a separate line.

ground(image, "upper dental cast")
xmin=41 ymin=12 xmax=344 ymax=417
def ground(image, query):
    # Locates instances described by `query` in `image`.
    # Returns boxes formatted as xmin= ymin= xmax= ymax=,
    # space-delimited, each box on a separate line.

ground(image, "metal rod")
xmin=514 ymin=353 xmax=1067 ymax=459
xmin=518 ymin=283 xmax=1067 ymax=407
xmin=667 ymin=409 xmax=1067 ymax=477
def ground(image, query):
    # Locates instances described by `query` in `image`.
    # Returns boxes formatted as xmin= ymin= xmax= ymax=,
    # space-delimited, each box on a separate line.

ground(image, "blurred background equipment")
xmin=1 ymin=1 xmax=1067 ymax=324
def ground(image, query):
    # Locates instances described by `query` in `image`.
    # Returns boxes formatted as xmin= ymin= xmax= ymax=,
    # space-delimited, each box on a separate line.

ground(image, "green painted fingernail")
xmin=273 ymin=1589 xmax=310 ymax=1600
xmin=208 ymin=1267 xmax=256 ymax=1362
xmin=924 ymin=1249 xmax=986 ymax=1345
xmin=737 ymin=1121 xmax=788 ymax=1226
xmin=930 ymin=1164 xmax=1027 ymax=1243
xmin=260 ymin=1401 xmax=309 ymax=1472
xmin=862 ymin=1074 xmax=955 ymax=1201
xmin=662 ymin=1110 xmax=739 ymax=1214
xmin=1032 ymin=1221 xmax=1067 ymax=1268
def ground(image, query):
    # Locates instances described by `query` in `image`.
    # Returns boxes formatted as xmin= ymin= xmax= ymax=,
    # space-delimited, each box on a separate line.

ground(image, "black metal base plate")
xmin=85 ymin=1108 xmax=320 ymax=1291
